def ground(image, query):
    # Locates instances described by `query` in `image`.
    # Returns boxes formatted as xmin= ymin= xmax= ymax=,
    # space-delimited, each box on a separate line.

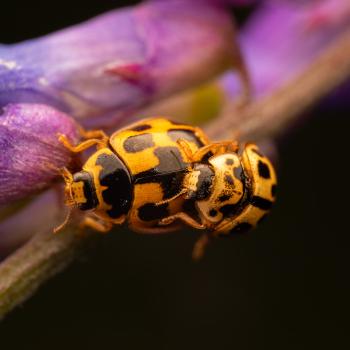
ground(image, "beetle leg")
xmin=192 ymin=233 xmax=211 ymax=261
xmin=80 ymin=215 xmax=113 ymax=233
xmin=130 ymin=223 xmax=182 ymax=235
xmin=176 ymin=139 xmax=195 ymax=160
xmin=59 ymin=166 xmax=74 ymax=183
xmin=214 ymin=141 xmax=239 ymax=153
xmin=58 ymin=134 xmax=108 ymax=153
xmin=78 ymin=126 xmax=109 ymax=143
xmin=155 ymin=188 xmax=187 ymax=206
xmin=177 ymin=140 xmax=239 ymax=162
xmin=159 ymin=212 xmax=206 ymax=230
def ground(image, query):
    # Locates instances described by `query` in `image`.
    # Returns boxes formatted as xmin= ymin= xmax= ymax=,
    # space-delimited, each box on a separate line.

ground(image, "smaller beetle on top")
xmin=57 ymin=118 xmax=277 ymax=259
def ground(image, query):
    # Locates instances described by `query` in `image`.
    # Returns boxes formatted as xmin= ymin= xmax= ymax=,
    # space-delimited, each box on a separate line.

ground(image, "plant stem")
xmin=0 ymin=227 xmax=82 ymax=319
xmin=206 ymin=29 xmax=350 ymax=140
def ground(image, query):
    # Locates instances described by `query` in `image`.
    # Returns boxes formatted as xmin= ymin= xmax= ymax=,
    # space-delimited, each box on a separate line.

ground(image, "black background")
xmin=1 ymin=1 xmax=349 ymax=349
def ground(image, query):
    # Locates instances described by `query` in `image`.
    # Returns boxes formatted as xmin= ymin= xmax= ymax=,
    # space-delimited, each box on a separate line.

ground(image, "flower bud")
xmin=0 ymin=104 xmax=79 ymax=204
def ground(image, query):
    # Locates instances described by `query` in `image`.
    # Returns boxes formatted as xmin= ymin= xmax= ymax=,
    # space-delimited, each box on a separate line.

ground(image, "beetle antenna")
xmin=59 ymin=167 xmax=73 ymax=184
xmin=53 ymin=207 xmax=73 ymax=234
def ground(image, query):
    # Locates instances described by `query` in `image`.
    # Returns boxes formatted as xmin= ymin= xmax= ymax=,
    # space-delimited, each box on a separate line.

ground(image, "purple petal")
xmin=0 ymin=189 xmax=60 ymax=258
xmin=220 ymin=0 xmax=350 ymax=98
xmin=0 ymin=1 xmax=239 ymax=127
xmin=150 ymin=0 xmax=258 ymax=5
xmin=0 ymin=104 xmax=79 ymax=204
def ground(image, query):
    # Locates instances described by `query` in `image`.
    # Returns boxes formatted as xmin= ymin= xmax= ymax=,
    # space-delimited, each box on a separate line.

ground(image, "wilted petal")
xmin=0 ymin=0 xmax=240 ymax=127
xmin=0 ymin=104 xmax=79 ymax=204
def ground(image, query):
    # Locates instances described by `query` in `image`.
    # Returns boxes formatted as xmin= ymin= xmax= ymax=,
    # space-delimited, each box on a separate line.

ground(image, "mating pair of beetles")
xmin=58 ymin=118 xmax=277 ymax=259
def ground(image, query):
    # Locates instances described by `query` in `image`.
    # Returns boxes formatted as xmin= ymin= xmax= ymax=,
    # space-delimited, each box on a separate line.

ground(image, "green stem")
xmin=0 ymin=226 xmax=82 ymax=319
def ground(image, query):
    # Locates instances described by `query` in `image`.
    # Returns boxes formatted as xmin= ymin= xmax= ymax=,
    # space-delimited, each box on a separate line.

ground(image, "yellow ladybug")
xmin=58 ymin=118 xmax=277 ymax=259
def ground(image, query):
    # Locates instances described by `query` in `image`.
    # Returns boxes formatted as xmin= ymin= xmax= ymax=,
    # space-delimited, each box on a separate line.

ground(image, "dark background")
xmin=1 ymin=1 xmax=349 ymax=349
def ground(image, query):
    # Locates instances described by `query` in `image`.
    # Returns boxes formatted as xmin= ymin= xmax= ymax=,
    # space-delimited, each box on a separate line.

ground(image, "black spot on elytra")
xmin=96 ymin=153 xmax=133 ymax=218
xmin=225 ymin=174 xmax=234 ymax=186
xmin=138 ymin=203 xmax=169 ymax=222
xmin=251 ymin=196 xmax=273 ymax=210
xmin=229 ymin=222 xmax=253 ymax=235
xmin=73 ymin=171 xmax=98 ymax=210
xmin=225 ymin=158 xmax=234 ymax=166
xmin=167 ymin=129 xmax=205 ymax=148
xmin=209 ymin=209 xmax=217 ymax=217
xmin=128 ymin=124 xmax=152 ymax=132
xmin=134 ymin=146 xmax=188 ymax=200
xmin=258 ymin=160 xmax=271 ymax=179
xmin=218 ymin=193 xmax=231 ymax=202
xmin=123 ymin=133 xmax=154 ymax=153
xmin=271 ymin=184 xmax=277 ymax=197
xmin=219 ymin=204 xmax=239 ymax=217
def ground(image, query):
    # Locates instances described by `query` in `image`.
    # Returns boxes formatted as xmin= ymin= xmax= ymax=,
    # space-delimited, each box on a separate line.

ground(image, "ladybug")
xmin=57 ymin=118 xmax=277 ymax=259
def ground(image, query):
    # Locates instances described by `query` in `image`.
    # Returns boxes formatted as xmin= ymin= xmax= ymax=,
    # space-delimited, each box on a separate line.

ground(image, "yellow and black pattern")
xmin=196 ymin=153 xmax=245 ymax=226
xmin=81 ymin=147 xmax=133 ymax=225
xmin=59 ymin=117 xmax=277 ymax=257
xmin=109 ymin=118 xmax=209 ymax=232
xmin=214 ymin=144 xmax=277 ymax=236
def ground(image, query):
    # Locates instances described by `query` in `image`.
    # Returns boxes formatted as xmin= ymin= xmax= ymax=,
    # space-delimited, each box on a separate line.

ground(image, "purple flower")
xmin=0 ymin=0 xmax=240 ymax=128
xmin=137 ymin=0 xmax=350 ymax=125
xmin=0 ymin=104 xmax=79 ymax=204
xmin=220 ymin=0 xmax=350 ymax=99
